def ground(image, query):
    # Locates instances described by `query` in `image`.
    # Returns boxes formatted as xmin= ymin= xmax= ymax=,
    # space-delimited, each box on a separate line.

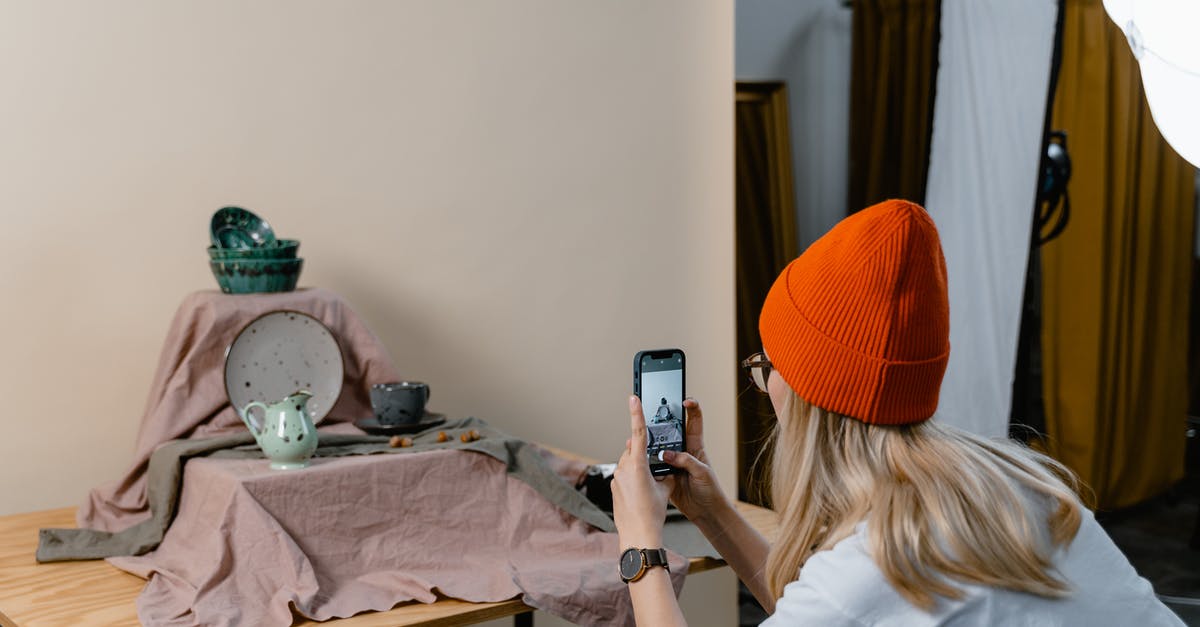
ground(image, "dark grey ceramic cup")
xmin=370 ymin=381 xmax=431 ymax=425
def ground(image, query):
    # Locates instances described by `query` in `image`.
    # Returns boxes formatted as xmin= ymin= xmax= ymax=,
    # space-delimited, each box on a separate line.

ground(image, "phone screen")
xmin=635 ymin=349 xmax=685 ymax=476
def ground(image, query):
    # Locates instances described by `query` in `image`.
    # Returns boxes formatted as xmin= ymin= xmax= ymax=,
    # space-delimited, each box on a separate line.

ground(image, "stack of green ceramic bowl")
xmin=208 ymin=207 xmax=304 ymax=294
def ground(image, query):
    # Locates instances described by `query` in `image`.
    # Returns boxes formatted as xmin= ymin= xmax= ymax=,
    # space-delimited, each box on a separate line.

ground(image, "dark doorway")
xmin=735 ymin=81 xmax=798 ymax=505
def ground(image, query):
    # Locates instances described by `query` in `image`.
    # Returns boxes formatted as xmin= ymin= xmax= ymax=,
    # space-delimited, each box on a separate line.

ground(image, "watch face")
xmin=619 ymin=548 xmax=643 ymax=580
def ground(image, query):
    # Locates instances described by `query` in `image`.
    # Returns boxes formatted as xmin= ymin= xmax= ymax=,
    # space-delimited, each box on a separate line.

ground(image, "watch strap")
xmin=620 ymin=547 xmax=670 ymax=583
xmin=642 ymin=548 xmax=669 ymax=570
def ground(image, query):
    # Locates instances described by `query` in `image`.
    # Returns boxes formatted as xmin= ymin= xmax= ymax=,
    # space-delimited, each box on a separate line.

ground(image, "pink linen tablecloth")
xmin=108 ymin=447 xmax=686 ymax=626
xmin=79 ymin=288 xmax=402 ymax=532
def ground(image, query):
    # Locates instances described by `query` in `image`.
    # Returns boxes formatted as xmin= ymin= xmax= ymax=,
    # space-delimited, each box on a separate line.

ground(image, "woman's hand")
xmin=612 ymin=396 xmax=670 ymax=548
xmin=659 ymin=399 xmax=729 ymax=528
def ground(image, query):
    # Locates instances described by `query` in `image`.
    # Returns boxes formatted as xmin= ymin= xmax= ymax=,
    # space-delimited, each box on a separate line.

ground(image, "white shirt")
xmin=762 ymin=510 xmax=1183 ymax=626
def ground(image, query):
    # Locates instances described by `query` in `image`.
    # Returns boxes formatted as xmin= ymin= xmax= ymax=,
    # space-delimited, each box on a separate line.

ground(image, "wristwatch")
xmin=619 ymin=547 xmax=670 ymax=583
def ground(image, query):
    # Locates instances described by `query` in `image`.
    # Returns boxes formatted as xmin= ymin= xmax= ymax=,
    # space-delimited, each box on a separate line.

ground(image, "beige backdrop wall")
xmin=0 ymin=1 xmax=735 ymax=624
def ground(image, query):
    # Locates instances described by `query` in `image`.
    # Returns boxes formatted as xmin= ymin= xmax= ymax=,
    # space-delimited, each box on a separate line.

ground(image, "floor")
xmin=1100 ymin=477 xmax=1200 ymax=625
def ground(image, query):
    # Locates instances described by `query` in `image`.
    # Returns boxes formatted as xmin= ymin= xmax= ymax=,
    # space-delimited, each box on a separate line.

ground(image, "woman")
xmin=612 ymin=200 xmax=1182 ymax=625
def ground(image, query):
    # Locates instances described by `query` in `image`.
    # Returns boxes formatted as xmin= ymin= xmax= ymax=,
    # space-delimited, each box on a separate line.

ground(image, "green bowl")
xmin=210 ymin=258 xmax=303 ymax=294
xmin=207 ymin=239 xmax=300 ymax=260
xmin=211 ymin=206 xmax=276 ymax=249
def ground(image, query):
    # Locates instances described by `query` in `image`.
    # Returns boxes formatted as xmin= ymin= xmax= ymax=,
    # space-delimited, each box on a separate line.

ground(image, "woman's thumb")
xmin=661 ymin=450 xmax=703 ymax=474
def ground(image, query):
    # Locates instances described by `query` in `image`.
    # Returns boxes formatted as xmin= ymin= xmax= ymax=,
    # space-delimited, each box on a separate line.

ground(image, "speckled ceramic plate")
xmin=224 ymin=311 xmax=344 ymax=425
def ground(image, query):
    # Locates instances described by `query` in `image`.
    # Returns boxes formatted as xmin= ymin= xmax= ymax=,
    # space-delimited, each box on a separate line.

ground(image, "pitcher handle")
xmin=240 ymin=401 xmax=268 ymax=437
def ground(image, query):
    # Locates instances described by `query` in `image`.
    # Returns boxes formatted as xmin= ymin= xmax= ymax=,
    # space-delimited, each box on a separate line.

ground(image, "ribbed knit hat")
xmin=759 ymin=199 xmax=949 ymax=425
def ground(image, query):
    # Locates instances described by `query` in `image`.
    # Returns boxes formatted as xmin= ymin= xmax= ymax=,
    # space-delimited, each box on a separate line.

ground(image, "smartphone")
xmin=633 ymin=348 xmax=686 ymax=477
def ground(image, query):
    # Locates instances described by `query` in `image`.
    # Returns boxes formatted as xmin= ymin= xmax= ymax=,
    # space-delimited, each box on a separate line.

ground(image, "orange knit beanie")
xmin=759 ymin=199 xmax=950 ymax=425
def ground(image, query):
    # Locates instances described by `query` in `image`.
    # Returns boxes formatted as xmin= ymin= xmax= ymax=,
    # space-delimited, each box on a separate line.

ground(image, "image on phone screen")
xmin=637 ymin=351 xmax=685 ymax=471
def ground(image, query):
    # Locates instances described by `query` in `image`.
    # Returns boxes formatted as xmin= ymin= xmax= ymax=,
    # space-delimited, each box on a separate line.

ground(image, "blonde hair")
xmin=764 ymin=391 xmax=1084 ymax=611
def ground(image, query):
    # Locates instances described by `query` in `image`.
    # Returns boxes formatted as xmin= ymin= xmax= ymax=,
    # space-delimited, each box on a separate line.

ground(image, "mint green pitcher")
xmin=239 ymin=390 xmax=319 ymax=470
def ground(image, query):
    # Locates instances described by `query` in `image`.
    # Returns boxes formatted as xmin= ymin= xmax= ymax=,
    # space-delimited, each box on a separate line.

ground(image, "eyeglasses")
xmin=740 ymin=352 xmax=773 ymax=394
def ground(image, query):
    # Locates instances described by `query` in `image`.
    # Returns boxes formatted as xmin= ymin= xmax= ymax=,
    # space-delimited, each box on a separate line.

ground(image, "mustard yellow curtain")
xmin=1040 ymin=0 xmax=1195 ymax=509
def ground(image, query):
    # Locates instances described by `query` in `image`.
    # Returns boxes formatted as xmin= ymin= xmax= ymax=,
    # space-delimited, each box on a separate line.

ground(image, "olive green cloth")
xmin=37 ymin=417 xmax=614 ymax=562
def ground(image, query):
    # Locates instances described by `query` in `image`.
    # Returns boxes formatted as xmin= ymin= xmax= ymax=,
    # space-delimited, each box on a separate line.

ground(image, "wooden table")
xmin=0 ymin=503 xmax=777 ymax=626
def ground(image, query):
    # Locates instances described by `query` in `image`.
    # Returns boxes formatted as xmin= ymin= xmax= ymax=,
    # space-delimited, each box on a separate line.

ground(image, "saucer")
xmin=354 ymin=413 xmax=446 ymax=435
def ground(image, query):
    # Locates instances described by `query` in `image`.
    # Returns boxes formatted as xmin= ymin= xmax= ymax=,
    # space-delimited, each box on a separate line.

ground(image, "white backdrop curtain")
xmin=924 ymin=0 xmax=1059 ymax=436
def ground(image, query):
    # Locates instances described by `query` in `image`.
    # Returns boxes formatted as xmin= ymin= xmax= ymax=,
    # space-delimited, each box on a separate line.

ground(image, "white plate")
xmin=224 ymin=310 xmax=344 ymax=424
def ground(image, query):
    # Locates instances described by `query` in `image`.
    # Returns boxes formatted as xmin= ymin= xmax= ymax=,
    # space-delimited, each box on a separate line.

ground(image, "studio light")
xmin=1103 ymin=0 xmax=1200 ymax=167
